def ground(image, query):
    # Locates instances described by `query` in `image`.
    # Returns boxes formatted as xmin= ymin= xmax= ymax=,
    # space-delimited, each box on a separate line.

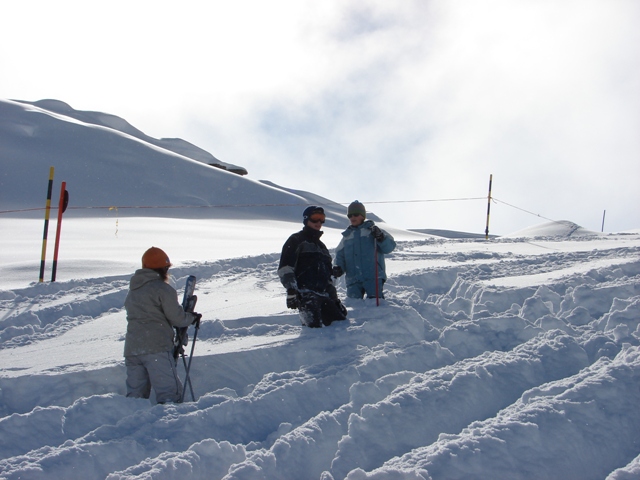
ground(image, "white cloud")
xmin=2 ymin=0 xmax=638 ymax=233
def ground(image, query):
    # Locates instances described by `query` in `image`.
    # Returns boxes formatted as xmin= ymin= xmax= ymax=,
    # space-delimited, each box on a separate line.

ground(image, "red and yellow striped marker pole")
xmin=39 ymin=167 xmax=54 ymax=282
xmin=51 ymin=181 xmax=68 ymax=282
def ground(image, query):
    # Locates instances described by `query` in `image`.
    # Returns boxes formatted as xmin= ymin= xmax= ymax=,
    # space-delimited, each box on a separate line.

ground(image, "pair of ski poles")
xmin=174 ymin=318 xmax=200 ymax=403
xmin=174 ymin=275 xmax=200 ymax=403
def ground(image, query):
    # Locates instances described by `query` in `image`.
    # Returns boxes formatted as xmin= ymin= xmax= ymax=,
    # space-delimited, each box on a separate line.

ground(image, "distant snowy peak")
xmin=0 ymin=98 xmax=351 ymax=221
xmin=504 ymin=220 xmax=604 ymax=238
xmin=17 ymin=99 xmax=248 ymax=176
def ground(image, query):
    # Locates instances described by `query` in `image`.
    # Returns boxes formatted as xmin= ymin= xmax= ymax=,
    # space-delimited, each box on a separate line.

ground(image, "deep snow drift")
xmin=1 ymin=222 xmax=640 ymax=480
xmin=1 ymin=99 xmax=640 ymax=479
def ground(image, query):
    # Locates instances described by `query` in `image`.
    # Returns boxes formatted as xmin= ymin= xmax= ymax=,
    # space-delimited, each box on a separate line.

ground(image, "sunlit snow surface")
xmin=1 ymin=217 xmax=640 ymax=480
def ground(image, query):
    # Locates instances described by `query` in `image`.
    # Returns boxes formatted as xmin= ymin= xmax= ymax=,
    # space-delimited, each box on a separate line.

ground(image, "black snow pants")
xmin=298 ymin=288 xmax=347 ymax=328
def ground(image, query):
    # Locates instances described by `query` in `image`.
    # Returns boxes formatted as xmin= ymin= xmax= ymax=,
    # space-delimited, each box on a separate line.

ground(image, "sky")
xmin=2 ymin=0 xmax=639 ymax=234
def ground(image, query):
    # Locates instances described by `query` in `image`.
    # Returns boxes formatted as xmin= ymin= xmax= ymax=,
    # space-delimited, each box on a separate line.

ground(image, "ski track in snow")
xmin=1 ymin=235 xmax=640 ymax=479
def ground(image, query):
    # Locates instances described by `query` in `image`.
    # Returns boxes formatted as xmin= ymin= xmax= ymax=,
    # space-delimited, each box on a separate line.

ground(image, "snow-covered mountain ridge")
xmin=16 ymin=99 xmax=248 ymax=174
xmin=0 ymin=98 xmax=351 ymax=223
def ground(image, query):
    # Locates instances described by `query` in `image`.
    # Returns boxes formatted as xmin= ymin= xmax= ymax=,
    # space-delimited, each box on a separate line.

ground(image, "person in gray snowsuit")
xmin=124 ymin=247 xmax=200 ymax=403
xmin=333 ymin=201 xmax=396 ymax=300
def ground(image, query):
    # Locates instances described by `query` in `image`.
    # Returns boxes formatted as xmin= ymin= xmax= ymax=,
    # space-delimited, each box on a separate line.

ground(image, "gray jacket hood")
xmin=130 ymin=268 xmax=163 ymax=290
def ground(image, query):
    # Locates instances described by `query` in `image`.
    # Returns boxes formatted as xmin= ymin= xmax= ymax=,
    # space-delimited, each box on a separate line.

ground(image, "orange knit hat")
xmin=142 ymin=247 xmax=172 ymax=269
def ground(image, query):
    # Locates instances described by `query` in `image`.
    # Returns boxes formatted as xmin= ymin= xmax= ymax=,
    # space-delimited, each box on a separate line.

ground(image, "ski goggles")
xmin=308 ymin=214 xmax=326 ymax=224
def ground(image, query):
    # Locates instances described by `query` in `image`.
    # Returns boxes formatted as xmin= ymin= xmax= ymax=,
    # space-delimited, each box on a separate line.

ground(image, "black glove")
xmin=286 ymin=288 xmax=299 ymax=309
xmin=175 ymin=327 xmax=188 ymax=347
xmin=371 ymin=225 xmax=384 ymax=241
xmin=332 ymin=265 xmax=344 ymax=277
xmin=337 ymin=300 xmax=348 ymax=318
xmin=192 ymin=313 xmax=202 ymax=325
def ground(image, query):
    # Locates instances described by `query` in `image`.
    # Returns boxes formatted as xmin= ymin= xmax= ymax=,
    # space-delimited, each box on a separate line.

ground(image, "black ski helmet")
xmin=303 ymin=206 xmax=325 ymax=225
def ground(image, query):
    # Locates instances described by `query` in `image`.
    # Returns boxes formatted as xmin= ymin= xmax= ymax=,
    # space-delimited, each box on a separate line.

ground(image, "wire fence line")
xmin=0 ymin=197 xmax=485 ymax=214
xmin=492 ymin=197 xmax=561 ymax=225
xmin=0 ymin=196 xmax=564 ymax=225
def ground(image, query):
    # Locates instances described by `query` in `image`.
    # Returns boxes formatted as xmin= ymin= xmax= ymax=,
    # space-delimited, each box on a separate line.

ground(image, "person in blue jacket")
xmin=333 ymin=201 xmax=396 ymax=300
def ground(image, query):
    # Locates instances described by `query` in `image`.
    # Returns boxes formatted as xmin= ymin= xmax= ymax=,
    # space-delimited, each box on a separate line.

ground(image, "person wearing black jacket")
xmin=278 ymin=206 xmax=347 ymax=328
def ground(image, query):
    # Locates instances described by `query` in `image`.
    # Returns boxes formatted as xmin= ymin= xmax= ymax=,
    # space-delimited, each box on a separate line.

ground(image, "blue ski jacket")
xmin=334 ymin=220 xmax=396 ymax=291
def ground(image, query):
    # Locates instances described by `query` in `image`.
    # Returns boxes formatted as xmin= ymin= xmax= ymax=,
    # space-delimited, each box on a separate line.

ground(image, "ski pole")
xmin=173 ymin=330 xmax=192 ymax=401
xmin=180 ymin=351 xmax=190 ymax=394
xmin=374 ymin=236 xmax=380 ymax=306
xmin=181 ymin=316 xmax=200 ymax=402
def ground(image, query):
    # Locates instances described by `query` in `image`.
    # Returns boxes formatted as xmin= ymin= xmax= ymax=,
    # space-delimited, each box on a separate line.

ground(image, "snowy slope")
xmin=504 ymin=220 xmax=603 ymax=238
xmin=1 ymin=99 xmax=640 ymax=479
xmin=15 ymin=99 xmax=247 ymax=175
xmin=0 ymin=99 xmax=349 ymax=225
xmin=1 ymin=227 xmax=639 ymax=480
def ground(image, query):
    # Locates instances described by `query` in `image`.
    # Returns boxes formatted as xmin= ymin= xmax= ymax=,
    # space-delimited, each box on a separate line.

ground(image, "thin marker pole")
xmin=484 ymin=174 xmax=493 ymax=240
xmin=51 ymin=182 xmax=68 ymax=282
xmin=601 ymin=210 xmax=606 ymax=233
xmin=39 ymin=167 xmax=55 ymax=282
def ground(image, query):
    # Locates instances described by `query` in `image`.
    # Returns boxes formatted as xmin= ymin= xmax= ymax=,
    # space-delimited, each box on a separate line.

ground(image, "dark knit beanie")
xmin=347 ymin=201 xmax=366 ymax=219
